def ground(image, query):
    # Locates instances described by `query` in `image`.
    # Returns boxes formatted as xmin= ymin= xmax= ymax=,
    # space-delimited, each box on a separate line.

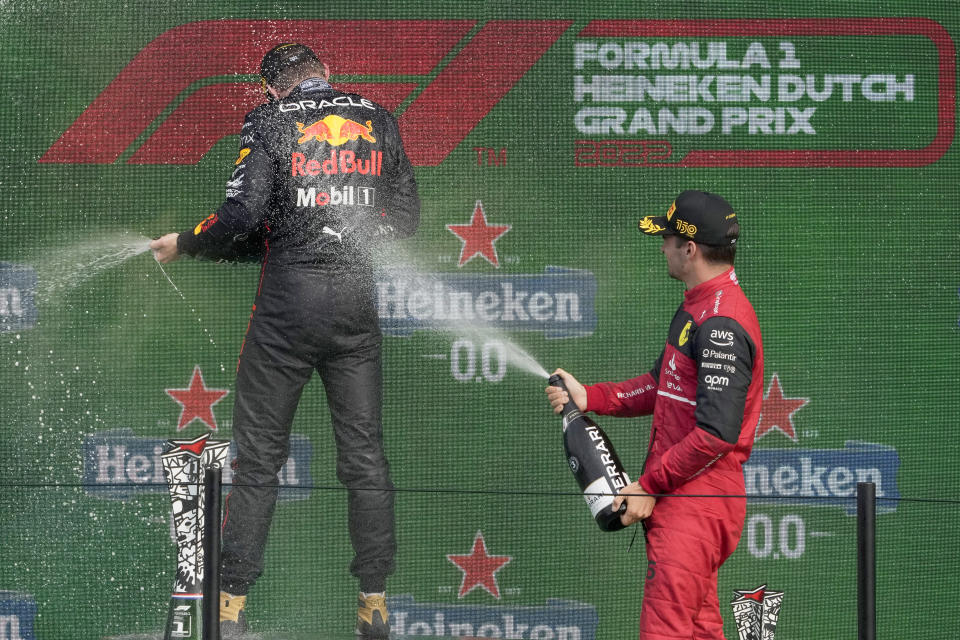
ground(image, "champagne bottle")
xmin=549 ymin=374 xmax=629 ymax=532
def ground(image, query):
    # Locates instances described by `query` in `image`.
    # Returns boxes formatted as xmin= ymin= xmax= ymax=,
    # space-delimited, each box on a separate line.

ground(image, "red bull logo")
xmin=296 ymin=115 xmax=376 ymax=146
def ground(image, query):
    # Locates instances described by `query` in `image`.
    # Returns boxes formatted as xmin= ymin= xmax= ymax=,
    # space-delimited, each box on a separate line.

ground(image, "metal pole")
xmin=203 ymin=466 xmax=222 ymax=640
xmin=857 ymin=481 xmax=876 ymax=640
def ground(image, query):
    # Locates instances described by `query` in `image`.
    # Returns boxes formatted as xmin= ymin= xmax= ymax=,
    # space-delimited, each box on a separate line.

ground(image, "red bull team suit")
xmin=583 ymin=268 xmax=763 ymax=639
xmin=177 ymin=77 xmax=420 ymax=595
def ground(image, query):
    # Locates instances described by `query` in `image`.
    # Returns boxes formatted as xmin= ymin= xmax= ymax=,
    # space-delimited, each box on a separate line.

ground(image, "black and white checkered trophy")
xmin=731 ymin=585 xmax=783 ymax=640
xmin=161 ymin=434 xmax=230 ymax=640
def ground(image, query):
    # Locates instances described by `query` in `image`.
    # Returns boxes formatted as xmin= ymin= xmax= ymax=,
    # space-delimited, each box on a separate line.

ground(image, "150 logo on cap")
xmin=675 ymin=219 xmax=697 ymax=237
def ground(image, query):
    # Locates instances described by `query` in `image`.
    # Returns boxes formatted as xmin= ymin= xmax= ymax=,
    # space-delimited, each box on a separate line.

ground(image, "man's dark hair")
xmin=269 ymin=60 xmax=326 ymax=92
xmin=697 ymin=222 xmax=739 ymax=265
xmin=260 ymin=43 xmax=326 ymax=93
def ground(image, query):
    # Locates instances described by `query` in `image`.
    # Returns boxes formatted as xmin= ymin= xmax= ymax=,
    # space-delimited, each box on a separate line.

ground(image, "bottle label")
xmin=583 ymin=477 xmax=614 ymax=517
xmin=561 ymin=410 xmax=582 ymax=432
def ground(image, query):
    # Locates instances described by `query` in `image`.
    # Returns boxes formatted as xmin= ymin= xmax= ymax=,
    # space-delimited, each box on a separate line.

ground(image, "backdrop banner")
xmin=1 ymin=2 xmax=957 ymax=638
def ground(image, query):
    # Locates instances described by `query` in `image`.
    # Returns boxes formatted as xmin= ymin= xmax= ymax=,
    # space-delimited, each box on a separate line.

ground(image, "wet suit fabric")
xmin=177 ymin=77 xmax=420 ymax=594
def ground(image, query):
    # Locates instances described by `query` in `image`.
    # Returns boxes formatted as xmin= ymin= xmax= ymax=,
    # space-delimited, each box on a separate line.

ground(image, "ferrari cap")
xmin=638 ymin=190 xmax=738 ymax=246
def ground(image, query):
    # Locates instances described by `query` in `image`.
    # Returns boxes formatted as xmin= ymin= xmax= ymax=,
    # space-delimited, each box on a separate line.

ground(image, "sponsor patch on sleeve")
xmin=194 ymin=213 xmax=218 ymax=235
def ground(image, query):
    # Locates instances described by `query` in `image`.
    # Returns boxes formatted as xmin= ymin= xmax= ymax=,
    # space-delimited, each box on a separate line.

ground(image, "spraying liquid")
xmin=154 ymin=239 xmax=548 ymax=379
xmin=28 ymin=232 xmax=223 ymax=368
xmin=32 ymin=232 xmax=152 ymax=301
xmin=443 ymin=322 xmax=550 ymax=379
xmin=155 ymin=260 xmax=221 ymax=358
xmin=376 ymin=243 xmax=551 ymax=379
xmin=29 ymin=232 xmax=550 ymax=379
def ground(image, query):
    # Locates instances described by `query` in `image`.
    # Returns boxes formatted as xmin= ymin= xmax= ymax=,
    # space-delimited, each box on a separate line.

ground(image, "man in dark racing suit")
xmin=546 ymin=191 xmax=763 ymax=639
xmin=151 ymin=43 xmax=420 ymax=639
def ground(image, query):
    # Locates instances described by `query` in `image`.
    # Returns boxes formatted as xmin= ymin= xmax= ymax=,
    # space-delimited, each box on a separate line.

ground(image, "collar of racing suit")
xmin=291 ymin=77 xmax=333 ymax=95
xmin=683 ymin=267 xmax=737 ymax=306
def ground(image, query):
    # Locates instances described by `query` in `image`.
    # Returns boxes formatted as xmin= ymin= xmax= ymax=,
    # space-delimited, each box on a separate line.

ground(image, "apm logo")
xmin=38 ymin=20 xmax=572 ymax=167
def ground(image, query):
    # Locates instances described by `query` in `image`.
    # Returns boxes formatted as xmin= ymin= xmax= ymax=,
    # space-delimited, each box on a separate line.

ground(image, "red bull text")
xmin=291 ymin=150 xmax=382 ymax=176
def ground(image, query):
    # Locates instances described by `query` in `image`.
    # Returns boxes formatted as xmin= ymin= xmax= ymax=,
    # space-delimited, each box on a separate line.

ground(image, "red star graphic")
xmin=446 ymin=531 xmax=512 ymax=599
xmin=165 ymin=366 xmax=229 ymax=431
xmin=446 ymin=201 xmax=511 ymax=267
xmin=755 ymin=373 xmax=809 ymax=442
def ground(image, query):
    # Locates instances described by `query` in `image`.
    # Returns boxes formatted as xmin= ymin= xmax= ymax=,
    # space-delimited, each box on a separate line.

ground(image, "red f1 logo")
xmin=39 ymin=20 xmax=571 ymax=167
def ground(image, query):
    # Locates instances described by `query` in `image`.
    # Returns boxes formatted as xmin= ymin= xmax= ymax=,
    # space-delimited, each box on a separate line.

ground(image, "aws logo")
xmin=709 ymin=328 xmax=734 ymax=347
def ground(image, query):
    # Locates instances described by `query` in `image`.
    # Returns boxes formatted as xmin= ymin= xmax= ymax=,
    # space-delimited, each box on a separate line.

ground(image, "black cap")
xmin=638 ymin=190 xmax=738 ymax=246
xmin=259 ymin=43 xmax=320 ymax=86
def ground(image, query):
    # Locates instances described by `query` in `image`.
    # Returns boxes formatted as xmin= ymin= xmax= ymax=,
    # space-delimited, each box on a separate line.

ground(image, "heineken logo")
xmin=387 ymin=595 xmax=598 ymax=639
xmin=376 ymin=267 xmax=597 ymax=338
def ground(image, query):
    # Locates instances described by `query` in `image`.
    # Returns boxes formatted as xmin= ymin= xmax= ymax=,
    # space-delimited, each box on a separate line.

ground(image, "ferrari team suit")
xmin=177 ymin=77 xmax=420 ymax=595
xmin=583 ymin=268 xmax=763 ymax=639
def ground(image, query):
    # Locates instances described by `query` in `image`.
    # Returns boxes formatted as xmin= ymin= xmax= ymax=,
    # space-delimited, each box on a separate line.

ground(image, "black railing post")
xmin=203 ymin=466 xmax=222 ymax=640
xmin=857 ymin=481 xmax=876 ymax=640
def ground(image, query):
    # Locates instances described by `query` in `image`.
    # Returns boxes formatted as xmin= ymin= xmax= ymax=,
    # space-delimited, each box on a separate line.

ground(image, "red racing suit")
xmin=584 ymin=268 xmax=763 ymax=639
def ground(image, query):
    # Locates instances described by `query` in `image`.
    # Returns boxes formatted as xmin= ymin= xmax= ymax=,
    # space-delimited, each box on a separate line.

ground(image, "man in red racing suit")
xmin=548 ymin=191 xmax=763 ymax=639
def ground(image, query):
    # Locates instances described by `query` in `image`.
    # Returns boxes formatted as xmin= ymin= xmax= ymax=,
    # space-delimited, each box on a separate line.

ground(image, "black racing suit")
xmin=177 ymin=77 xmax=420 ymax=594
